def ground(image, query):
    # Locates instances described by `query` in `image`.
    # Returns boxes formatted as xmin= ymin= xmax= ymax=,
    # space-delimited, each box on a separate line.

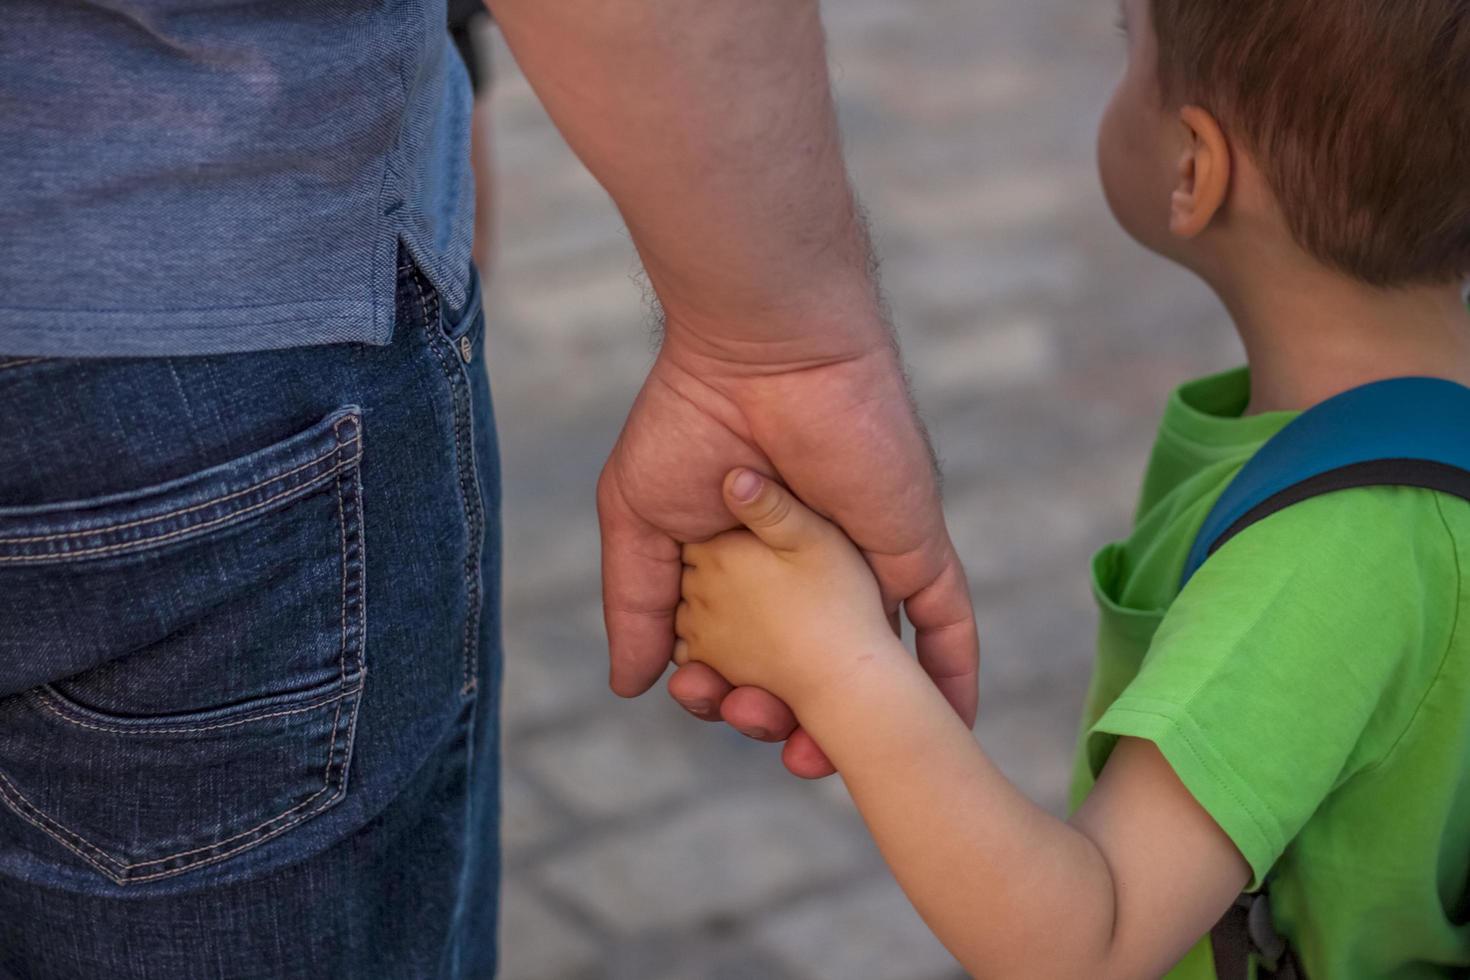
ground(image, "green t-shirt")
xmin=1068 ymin=368 xmax=1470 ymax=979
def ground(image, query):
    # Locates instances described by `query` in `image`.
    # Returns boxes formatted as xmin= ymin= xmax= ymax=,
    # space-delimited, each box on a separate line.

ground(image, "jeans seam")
xmin=348 ymin=447 xmax=368 ymax=682
xmin=336 ymin=467 xmax=352 ymax=690
xmin=407 ymin=260 xmax=483 ymax=696
xmin=0 ymin=452 xmax=368 ymax=884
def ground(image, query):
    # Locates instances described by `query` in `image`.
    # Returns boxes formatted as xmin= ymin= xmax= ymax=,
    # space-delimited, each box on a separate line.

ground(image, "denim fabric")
xmin=0 ymin=257 xmax=502 ymax=979
xmin=0 ymin=0 xmax=474 ymax=357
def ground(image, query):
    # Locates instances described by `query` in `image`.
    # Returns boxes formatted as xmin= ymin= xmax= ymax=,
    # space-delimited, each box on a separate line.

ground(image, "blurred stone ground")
xmin=484 ymin=2 xmax=1242 ymax=978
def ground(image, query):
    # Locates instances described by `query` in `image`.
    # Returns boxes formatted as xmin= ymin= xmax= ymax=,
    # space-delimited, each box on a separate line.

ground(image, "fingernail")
xmin=743 ymin=727 xmax=770 ymax=740
xmin=685 ymin=700 xmax=712 ymax=714
xmin=730 ymin=469 xmax=762 ymax=502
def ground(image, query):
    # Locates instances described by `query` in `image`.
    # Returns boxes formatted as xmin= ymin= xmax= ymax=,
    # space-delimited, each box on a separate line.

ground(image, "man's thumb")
xmin=723 ymin=468 xmax=825 ymax=551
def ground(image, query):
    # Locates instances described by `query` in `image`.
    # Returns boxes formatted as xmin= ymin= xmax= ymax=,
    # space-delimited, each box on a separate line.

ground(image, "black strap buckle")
xmin=1245 ymin=893 xmax=1290 ymax=973
xmin=1212 ymin=892 xmax=1302 ymax=979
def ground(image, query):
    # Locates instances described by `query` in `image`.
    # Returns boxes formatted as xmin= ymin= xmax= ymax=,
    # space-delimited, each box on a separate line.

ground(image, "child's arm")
xmin=677 ymin=469 xmax=1250 ymax=978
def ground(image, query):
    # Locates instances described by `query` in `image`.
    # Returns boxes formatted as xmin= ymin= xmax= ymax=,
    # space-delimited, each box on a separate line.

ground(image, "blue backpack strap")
xmin=1182 ymin=376 xmax=1470 ymax=589
xmin=1194 ymin=376 xmax=1470 ymax=980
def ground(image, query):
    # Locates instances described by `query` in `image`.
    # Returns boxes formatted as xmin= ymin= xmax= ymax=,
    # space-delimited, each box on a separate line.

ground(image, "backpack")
xmin=1183 ymin=376 xmax=1470 ymax=979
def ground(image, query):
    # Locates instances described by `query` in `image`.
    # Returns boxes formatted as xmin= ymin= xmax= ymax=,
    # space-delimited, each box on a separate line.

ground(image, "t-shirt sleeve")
xmin=1087 ymin=489 xmax=1456 ymax=889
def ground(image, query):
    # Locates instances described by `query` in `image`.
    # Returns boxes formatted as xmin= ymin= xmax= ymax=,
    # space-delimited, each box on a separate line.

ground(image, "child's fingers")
xmin=674 ymin=600 xmax=693 ymax=641
xmin=722 ymin=467 xmax=829 ymax=552
xmin=680 ymin=560 xmax=709 ymax=594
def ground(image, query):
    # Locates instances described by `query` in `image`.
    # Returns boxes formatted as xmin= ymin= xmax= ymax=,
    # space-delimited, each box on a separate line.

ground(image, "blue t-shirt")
xmin=0 ymin=0 xmax=474 ymax=356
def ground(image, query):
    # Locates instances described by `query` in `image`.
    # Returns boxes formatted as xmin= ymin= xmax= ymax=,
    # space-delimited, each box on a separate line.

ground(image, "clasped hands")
xmin=597 ymin=339 xmax=979 ymax=778
xmin=673 ymin=468 xmax=907 ymax=729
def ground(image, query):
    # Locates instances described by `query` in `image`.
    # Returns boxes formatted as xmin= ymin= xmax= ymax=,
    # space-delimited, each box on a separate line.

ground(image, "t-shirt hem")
xmin=1090 ymin=697 xmax=1283 ymax=889
xmin=0 ymin=299 xmax=388 ymax=358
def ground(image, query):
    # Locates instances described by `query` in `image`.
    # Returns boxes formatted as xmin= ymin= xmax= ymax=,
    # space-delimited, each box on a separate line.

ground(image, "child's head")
xmin=1099 ymin=0 xmax=1470 ymax=290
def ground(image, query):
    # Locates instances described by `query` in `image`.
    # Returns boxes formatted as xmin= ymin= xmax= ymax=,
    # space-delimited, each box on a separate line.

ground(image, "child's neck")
xmin=1214 ymin=264 xmax=1470 ymax=416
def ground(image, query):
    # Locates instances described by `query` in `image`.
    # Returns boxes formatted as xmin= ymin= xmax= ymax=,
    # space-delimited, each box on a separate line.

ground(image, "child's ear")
xmin=1169 ymin=105 xmax=1231 ymax=239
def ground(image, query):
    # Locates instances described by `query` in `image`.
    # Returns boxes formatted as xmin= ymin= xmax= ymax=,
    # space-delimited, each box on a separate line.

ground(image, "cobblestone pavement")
xmin=485 ymin=3 xmax=1243 ymax=978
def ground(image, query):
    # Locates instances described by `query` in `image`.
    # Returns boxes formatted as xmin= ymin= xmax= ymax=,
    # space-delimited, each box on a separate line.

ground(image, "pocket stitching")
xmin=0 ymin=428 xmax=368 ymax=883
xmin=0 ymin=418 xmax=360 ymax=560
xmin=27 ymin=684 xmax=357 ymax=736
xmin=0 ymin=427 xmax=354 ymax=544
xmin=0 ymin=696 xmax=353 ymax=883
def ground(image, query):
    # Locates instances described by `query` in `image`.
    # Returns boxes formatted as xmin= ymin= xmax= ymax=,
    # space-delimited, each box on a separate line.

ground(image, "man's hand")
xmin=489 ymin=0 xmax=979 ymax=776
xmin=599 ymin=331 xmax=978 ymax=777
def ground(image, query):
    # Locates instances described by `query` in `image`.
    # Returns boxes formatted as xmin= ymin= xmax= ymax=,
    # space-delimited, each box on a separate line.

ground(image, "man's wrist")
xmin=658 ymin=272 xmax=893 ymax=375
xmin=642 ymin=191 xmax=888 ymax=361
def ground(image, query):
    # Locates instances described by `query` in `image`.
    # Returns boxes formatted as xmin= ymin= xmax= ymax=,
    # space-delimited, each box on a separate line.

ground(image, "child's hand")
xmin=675 ymin=469 xmax=905 ymax=712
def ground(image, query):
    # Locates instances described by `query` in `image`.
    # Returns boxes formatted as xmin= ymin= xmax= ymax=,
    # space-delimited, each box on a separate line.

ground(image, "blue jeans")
xmin=0 ymin=255 xmax=502 ymax=978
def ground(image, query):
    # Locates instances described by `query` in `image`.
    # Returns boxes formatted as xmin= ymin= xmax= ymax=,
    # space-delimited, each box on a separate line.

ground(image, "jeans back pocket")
xmin=0 ymin=408 xmax=366 ymax=884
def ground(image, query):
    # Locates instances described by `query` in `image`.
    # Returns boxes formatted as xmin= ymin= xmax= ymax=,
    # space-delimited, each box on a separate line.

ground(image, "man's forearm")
xmin=513 ymin=0 xmax=980 ymax=768
xmin=487 ymin=0 xmax=885 ymax=361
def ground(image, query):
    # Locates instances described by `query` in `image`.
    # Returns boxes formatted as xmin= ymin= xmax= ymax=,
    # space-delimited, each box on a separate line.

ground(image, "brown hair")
xmin=1150 ymin=0 xmax=1470 ymax=286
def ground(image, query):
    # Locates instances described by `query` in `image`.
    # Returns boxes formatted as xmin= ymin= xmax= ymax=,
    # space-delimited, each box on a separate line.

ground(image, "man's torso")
xmin=0 ymin=0 xmax=475 ymax=357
